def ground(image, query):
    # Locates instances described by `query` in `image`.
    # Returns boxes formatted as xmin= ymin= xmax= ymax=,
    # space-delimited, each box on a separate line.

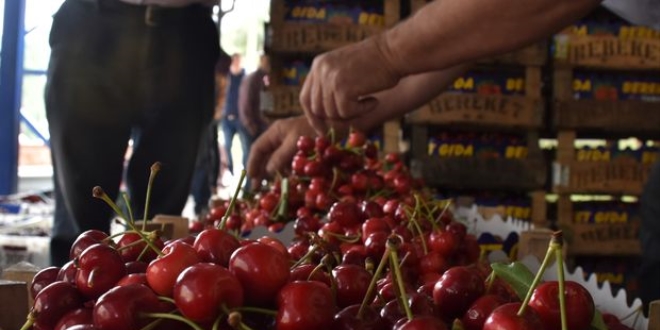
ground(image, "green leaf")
xmin=490 ymin=261 xmax=535 ymax=301
xmin=590 ymin=309 xmax=608 ymax=330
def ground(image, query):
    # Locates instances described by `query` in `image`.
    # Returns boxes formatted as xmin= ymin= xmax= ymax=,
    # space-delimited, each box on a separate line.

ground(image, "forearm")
xmin=354 ymin=63 xmax=471 ymax=132
xmin=383 ymin=0 xmax=602 ymax=76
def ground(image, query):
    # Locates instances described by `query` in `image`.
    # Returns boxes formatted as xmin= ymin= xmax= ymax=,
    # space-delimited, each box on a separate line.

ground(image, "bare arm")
xmin=383 ymin=0 xmax=603 ymax=75
xmin=301 ymin=0 xmax=603 ymax=135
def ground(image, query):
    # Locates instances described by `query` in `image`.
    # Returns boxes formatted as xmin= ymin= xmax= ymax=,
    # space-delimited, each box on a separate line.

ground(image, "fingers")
xmin=246 ymin=121 xmax=286 ymax=188
xmin=300 ymin=72 xmax=327 ymax=135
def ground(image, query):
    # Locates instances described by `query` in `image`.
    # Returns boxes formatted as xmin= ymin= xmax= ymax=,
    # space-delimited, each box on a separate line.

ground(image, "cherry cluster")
xmin=23 ymin=132 xmax=635 ymax=330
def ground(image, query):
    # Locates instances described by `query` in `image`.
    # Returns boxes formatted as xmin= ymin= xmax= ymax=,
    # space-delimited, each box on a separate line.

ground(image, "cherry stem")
xmin=276 ymin=178 xmax=289 ymax=220
xmin=122 ymin=192 xmax=135 ymax=225
xmin=290 ymin=244 xmax=319 ymax=269
xmin=219 ymin=170 xmax=247 ymax=230
xmin=141 ymin=312 xmax=204 ymax=330
xmin=517 ymin=231 xmax=559 ymax=317
xmin=388 ymin=237 xmax=414 ymax=321
xmin=223 ymin=305 xmax=255 ymax=330
xmin=434 ymin=200 xmax=452 ymax=228
xmin=93 ymin=186 xmax=164 ymax=256
xmin=142 ymin=162 xmax=161 ymax=231
xmin=158 ymin=296 xmax=176 ymax=304
xmin=485 ymin=270 xmax=496 ymax=294
xmin=358 ymin=245 xmax=391 ymax=319
xmin=18 ymin=312 xmax=35 ymax=330
xmin=138 ymin=318 xmax=163 ymax=330
xmin=233 ymin=306 xmax=278 ymax=317
xmin=553 ymin=232 xmax=568 ymax=330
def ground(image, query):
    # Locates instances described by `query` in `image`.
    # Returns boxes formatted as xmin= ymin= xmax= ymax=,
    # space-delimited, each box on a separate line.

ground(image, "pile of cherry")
xmin=23 ymin=131 xmax=636 ymax=330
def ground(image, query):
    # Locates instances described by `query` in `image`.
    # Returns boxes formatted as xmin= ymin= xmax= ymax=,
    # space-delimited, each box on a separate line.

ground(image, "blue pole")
xmin=0 ymin=0 xmax=26 ymax=195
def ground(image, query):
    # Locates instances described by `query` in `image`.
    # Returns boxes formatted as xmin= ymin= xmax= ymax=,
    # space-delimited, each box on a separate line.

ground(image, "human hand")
xmin=246 ymin=116 xmax=317 ymax=189
xmin=299 ymin=33 xmax=402 ymax=136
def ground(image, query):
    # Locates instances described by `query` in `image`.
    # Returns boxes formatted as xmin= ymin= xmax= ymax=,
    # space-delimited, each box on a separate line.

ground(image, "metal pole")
xmin=0 ymin=0 xmax=26 ymax=195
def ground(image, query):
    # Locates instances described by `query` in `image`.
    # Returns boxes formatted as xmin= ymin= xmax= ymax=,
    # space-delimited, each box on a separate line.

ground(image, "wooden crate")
xmin=552 ymin=68 xmax=660 ymax=135
xmin=268 ymin=0 xmax=400 ymax=53
xmin=455 ymin=191 xmax=548 ymax=227
xmin=552 ymin=131 xmax=652 ymax=195
xmin=556 ymin=196 xmax=641 ymax=256
xmin=553 ymin=35 xmax=660 ymax=70
xmin=265 ymin=85 xmax=302 ymax=118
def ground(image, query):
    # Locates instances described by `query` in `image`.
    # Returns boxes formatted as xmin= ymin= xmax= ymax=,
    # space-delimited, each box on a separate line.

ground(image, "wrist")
xmin=372 ymin=31 xmax=406 ymax=83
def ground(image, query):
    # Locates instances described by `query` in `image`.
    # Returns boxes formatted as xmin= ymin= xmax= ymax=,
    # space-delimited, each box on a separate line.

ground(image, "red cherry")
xmin=70 ymin=230 xmax=111 ymax=260
xmin=393 ymin=315 xmax=448 ymax=330
xmin=57 ymin=260 xmax=77 ymax=285
xmin=32 ymin=281 xmax=84 ymax=330
xmin=462 ymin=294 xmax=506 ymax=330
xmin=173 ymin=263 xmax=244 ymax=323
xmin=93 ymin=284 xmax=166 ymax=330
xmin=296 ymin=135 xmax=315 ymax=154
xmin=75 ymin=243 xmax=126 ymax=299
xmin=289 ymin=264 xmax=332 ymax=287
xmin=361 ymin=217 xmax=389 ymax=243
xmin=429 ymin=230 xmax=459 ymax=258
xmin=193 ymin=228 xmax=240 ymax=267
xmin=332 ymin=264 xmax=372 ymax=308
xmin=116 ymin=273 xmax=148 ymax=287
xmin=333 ymin=304 xmax=385 ymax=329
xmin=276 ymin=281 xmax=336 ymax=330
xmin=418 ymin=250 xmax=449 ymax=276
xmin=54 ymin=307 xmax=93 ymax=330
xmin=315 ymin=136 xmax=330 ymax=153
xmin=347 ymin=131 xmax=367 ymax=148
xmin=116 ymin=232 xmax=163 ymax=263
xmin=483 ymin=302 xmax=544 ymax=330
xmin=31 ymin=266 xmax=60 ymax=299
xmin=433 ymin=266 xmax=485 ymax=321
xmin=228 ymin=242 xmax=290 ymax=306
xmin=124 ymin=261 xmax=148 ymax=274
xmin=528 ymin=281 xmax=595 ymax=330
xmin=146 ymin=241 xmax=200 ymax=297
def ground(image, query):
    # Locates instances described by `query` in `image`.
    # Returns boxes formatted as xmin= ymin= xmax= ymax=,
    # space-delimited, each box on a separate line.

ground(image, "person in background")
xmin=190 ymin=58 xmax=231 ymax=217
xmin=221 ymin=53 xmax=249 ymax=177
xmin=246 ymin=0 xmax=659 ymax=313
xmin=46 ymin=0 xmax=222 ymax=267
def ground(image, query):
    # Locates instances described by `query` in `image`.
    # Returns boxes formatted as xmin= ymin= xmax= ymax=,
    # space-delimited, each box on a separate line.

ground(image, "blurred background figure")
xmin=220 ymin=54 xmax=249 ymax=179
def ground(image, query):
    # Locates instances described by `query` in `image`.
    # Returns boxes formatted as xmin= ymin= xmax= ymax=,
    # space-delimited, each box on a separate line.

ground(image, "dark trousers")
xmin=221 ymin=116 xmax=252 ymax=174
xmin=46 ymin=0 xmax=219 ymax=266
xmin=190 ymin=122 xmax=220 ymax=215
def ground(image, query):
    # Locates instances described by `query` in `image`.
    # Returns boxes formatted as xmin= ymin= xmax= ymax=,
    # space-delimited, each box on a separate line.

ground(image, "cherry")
xmin=54 ymin=307 xmax=93 ymax=330
xmin=229 ymin=242 xmax=290 ymax=306
xmin=364 ymin=231 xmax=388 ymax=261
xmin=483 ymin=302 xmax=544 ymax=330
xmin=296 ymin=135 xmax=315 ymax=154
xmin=57 ymin=260 xmax=77 ymax=285
xmin=328 ymin=201 xmax=362 ymax=228
xmin=333 ymin=304 xmax=386 ymax=330
xmin=31 ymin=266 xmax=60 ymax=299
xmin=332 ymin=264 xmax=372 ymax=308
xmin=429 ymin=230 xmax=459 ymax=259
xmin=393 ymin=315 xmax=448 ymax=330
xmin=31 ymin=281 xmax=84 ymax=330
xmin=289 ymin=264 xmax=331 ymax=287
xmin=462 ymin=294 xmax=506 ymax=330
xmin=362 ymin=217 xmax=390 ymax=243
xmin=528 ymin=281 xmax=595 ymax=330
xmin=418 ymin=250 xmax=449 ymax=276
xmin=276 ymin=281 xmax=336 ymax=330
xmin=146 ymin=240 xmax=200 ymax=297
xmin=433 ymin=266 xmax=485 ymax=321
xmin=351 ymin=172 xmax=370 ymax=193
xmin=257 ymin=236 xmax=290 ymax=257
xmin=341 ymin=245 xmax=368 ymax=266
xmin=116 ymin=273 xmax=147 ymax=287
xmin=75 ymin=243 xmax=126 ymax=300
xmin=173 ymin=263 xmax=244 ymax=323
xmin=347 ymin=131 xmax=367 ymax=148
xmin=259 ymin=192 xmax=280 ymax=213
xmin=69 ymin=230 xmax=112 ymax=260
xmin=193 ymin=228 xmax=240 ymax=267
xmin=124 ymin=261 xmax=148 ymax=274
xmin=116 ymin=232 xmax=163 ymax=263
xmin=92 ymin=284 xmax=166 ymax=330
xmin=380 ymin=299 xmax=406 ymax=326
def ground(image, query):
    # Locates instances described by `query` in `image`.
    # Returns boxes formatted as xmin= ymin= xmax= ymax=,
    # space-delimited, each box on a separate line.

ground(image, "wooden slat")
xmin=554 ymin=35 xmax=660 ymax=70
xmin=270 ymin=23 xmax=384 ymax=53
xmin=480 ymin=43 xmax=549 ymax=67
xmin=384 ymin=0 xmax=400 ymax=27
xmin=407 ymin=94 xmax=543 ymax=129
xmin=650 ymin=300 xmax=660 ymax=330
xmin=554 ymin=99 xmax=660 ymax=134
xmin=0 ymin=281 xmax=29 ymax=330
xmin=382 ymin=120 xmax=401 ymax=154
xmin=553 ymin=160 xmax=651 ymax=195
xmin=410 ymin=156 xmax=547 ymax=191
xmin=560 ymin=222 xmax=641 ymax=256
xmin=530 ymin=190 xmax=547 ymax=227
xmin=265 ymin=85 xmax=302 ymax=117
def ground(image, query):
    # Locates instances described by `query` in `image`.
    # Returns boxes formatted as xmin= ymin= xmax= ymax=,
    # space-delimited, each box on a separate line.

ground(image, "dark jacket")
xmin=238 ymin=68 xmax=268 ymax=137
